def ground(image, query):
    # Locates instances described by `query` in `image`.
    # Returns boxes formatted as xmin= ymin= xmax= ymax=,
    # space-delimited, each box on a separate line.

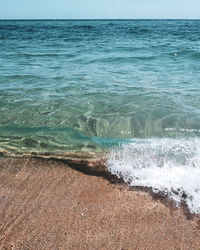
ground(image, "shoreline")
xmin=0 ymin=156 xmax=200 ymax=249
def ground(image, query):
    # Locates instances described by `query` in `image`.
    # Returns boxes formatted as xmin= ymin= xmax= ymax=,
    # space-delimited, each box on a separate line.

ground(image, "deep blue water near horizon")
xmin=0 ymin=19 xmax=200 ymax=155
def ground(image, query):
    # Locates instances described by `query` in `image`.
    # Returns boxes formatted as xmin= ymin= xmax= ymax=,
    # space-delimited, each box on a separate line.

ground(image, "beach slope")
xmin=0 ymin=157 xmax=200 ymax=249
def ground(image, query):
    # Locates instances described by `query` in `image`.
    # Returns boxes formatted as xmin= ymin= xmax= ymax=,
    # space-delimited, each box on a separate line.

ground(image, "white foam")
xmin=107 ymin=138 xmax=200 ymax=214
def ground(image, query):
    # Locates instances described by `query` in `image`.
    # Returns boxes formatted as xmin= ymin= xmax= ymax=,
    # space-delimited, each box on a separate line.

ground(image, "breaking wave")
xmin=107 ymin=138 xmax=200 ymax=214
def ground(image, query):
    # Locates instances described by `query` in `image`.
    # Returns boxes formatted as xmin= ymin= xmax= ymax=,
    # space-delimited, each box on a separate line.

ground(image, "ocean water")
xmin=1 ymin=20 xmax=200 ymax=213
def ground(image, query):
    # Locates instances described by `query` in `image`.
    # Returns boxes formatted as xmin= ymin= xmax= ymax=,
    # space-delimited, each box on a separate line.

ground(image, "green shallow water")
xmin=1 ymin=20 xmax=200 ymax=154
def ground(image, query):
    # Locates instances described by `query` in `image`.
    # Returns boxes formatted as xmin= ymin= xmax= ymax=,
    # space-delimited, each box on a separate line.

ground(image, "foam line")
xmin=107 ymin=138 xmax=200 ymax=214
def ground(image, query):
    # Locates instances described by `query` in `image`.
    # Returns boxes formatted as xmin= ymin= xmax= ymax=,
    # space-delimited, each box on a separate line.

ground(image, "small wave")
xmin=71 ymin=25 xmax=95 ymax=29
xmin=129 ymin=26 xmax=150 ymax=35
xmin=87 ymin=55 xmax=157 ymax=64
xmin=0 ymin=24 xmax=19 ymax=31
xmin=0 ymin=35 xmax=7 ymax=40
xmin=107 ymin=138 xmax=200 ymax=214
xmin=3 ymin=53 xmax=73 ymax=58
xmin=3 ymin=74 xmax=42 ymax=80
xmin=167 ymin=49 xmax=200 ymax=60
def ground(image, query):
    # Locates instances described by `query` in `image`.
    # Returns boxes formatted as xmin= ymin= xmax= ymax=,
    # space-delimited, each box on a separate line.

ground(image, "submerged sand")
xmin=0 ymin=156 xmax=200 ymax=249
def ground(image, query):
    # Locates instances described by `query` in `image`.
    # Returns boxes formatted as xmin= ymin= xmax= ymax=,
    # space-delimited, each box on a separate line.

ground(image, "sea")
xmin=0 ymin=19 xmax=200 ymax=213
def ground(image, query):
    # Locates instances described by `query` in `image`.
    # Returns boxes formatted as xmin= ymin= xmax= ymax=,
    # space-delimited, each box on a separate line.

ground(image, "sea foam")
xmin=107 ymin=138 xmax=200 ymax=214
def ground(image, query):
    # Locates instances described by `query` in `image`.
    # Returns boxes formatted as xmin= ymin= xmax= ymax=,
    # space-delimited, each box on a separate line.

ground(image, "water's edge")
xmin=1 ymin=152 xmax=200 ymax=218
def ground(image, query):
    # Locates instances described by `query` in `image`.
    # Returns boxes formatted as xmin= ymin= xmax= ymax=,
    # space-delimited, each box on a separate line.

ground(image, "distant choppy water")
xmin=1 ymin=20 xmax=200 ymax=213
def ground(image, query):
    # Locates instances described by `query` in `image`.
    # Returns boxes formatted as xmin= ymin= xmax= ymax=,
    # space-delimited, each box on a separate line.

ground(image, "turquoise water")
xmin=1 ymin=20 xmax=200 ymax=154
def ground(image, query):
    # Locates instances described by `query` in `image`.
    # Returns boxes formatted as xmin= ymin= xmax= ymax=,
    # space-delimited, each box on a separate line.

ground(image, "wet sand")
xmin=0 ymin=156 xmax=200 ymax=250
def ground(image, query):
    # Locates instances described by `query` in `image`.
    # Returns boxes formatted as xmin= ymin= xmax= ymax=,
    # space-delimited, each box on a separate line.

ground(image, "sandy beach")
xmin=0 ymin=156 xmax=200 ymax=249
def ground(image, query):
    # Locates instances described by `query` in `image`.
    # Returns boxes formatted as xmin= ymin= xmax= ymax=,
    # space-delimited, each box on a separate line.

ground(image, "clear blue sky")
xmin=0 ymin=0 xmax=200 ymax=19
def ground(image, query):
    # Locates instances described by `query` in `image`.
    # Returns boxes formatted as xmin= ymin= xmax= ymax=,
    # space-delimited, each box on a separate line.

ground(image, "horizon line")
xmin=0 ymin=18 xmax=200 ymax=21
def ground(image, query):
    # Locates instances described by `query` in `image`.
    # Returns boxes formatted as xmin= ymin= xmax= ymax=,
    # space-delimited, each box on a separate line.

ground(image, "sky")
xmin=0 ymin=0 xmax=200 ymax=19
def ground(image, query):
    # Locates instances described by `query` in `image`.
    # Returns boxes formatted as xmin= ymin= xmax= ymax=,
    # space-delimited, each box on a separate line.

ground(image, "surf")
xmin=107 ymin=138 xmax=200 ymax=214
